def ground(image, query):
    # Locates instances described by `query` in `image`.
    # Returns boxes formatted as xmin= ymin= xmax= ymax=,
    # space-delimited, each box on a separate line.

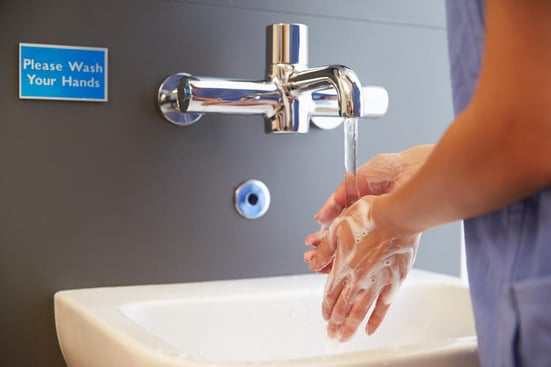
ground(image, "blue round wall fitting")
xmin=234 ymin=180 xmax=271 ymax=220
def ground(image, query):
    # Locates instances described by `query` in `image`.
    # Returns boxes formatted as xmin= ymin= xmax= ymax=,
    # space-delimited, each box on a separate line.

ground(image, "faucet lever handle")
xmin=361 ymin=86 xmax=389 ymax=117
xmin=266 ymin=23 xmax=308 ymax=67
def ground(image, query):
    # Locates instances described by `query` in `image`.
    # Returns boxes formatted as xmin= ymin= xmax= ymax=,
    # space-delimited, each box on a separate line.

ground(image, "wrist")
xmin=372 ymin=194 xmax=422 ymax=237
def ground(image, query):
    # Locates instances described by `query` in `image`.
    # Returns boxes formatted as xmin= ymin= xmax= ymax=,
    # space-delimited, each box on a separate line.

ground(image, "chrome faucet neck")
xmin=157 ymin=23 xmax=387 ymax=133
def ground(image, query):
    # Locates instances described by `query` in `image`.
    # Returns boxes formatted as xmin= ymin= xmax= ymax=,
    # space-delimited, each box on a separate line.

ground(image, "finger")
xmin=322 ymin=275 xmax=345 ymax=322
xmin=303 ymin=249 xmax=316 ymax=263
xmin=336 ymin=289 xmax=375 ymax=342
xmin=304 ymin=250 xmax=333 ymax=273
xmin=314 ymin=190 xmax=346 ymax=226
xmin=317 ymin=261 xmax=333 ymax=274
xmin=366 ymin=284 xmax=393 ymax=335
xmin=305 ymin=237 xmax=335 ymax=272
xmin=321 ymin=220 xmax=355 ymax=318
xmin=326 ymin=283 xmax=359 ymax=339
xmin=304 ymin=230 xmax=327 ymax=248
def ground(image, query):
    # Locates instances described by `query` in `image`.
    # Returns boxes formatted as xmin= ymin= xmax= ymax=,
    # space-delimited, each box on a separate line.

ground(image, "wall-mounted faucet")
xmin=157 ymin=23 xmax=388 ymax=133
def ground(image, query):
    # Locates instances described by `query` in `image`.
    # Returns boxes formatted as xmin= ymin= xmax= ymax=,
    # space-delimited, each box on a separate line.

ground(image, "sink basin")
xmin=54 ymin=270 xmax=479 ymax=367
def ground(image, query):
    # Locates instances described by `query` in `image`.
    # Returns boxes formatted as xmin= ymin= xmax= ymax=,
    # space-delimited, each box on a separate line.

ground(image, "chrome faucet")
xmin=157 ymin=23 xmax=388 ymax=133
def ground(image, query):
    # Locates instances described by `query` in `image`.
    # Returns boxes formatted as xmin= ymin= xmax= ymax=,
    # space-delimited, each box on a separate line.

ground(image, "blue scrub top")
xmin=446 ymin=1 xmax=551 ymax=366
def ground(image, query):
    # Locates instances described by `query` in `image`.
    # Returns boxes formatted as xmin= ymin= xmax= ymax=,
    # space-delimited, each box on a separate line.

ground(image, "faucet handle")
xmin=266 ymin=23 xmax=308 ymax=67
xmin=311 ymin=86 xmax=389 ymax=129
xmin=360 ymin=86 xmax=389 ymax=117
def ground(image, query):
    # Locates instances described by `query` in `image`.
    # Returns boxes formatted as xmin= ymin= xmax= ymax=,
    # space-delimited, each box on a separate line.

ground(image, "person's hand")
xmin=306 ymin=195 xmax=421 ymax=341
xmin=304 ymin=145 xmax=431 ymax=272
xmin=313 ymin=153 xmax=407 ymax=228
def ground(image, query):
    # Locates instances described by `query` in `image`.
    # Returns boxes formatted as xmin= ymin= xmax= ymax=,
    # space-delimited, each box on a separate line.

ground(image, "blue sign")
xmin=19 ymin=43 xmax=108 ymax=102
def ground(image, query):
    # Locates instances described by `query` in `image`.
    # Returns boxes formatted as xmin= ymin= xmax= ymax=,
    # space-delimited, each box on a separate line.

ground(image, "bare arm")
xmin=305 ymin=0 xmax=551 ymax=342
xmin=377 ymin=0 xmax=551 ymax=235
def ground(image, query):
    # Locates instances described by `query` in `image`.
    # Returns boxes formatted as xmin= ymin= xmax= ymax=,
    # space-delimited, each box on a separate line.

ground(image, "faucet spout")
xmin=289 ymin=65 xmax=364 ymax=118
xmin=177 ymin=76 xmax=280 ymax=116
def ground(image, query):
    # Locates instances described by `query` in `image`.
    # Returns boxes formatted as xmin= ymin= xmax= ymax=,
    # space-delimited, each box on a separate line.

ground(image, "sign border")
xmin=19 ymin=42 xmax=109 ymax=102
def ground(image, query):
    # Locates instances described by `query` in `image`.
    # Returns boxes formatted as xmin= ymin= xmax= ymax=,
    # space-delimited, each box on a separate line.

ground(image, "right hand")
xmin=304 ymin=145 xmax=432 ymax=272
xmin=306 ymin=195 xmax=421 ymax=341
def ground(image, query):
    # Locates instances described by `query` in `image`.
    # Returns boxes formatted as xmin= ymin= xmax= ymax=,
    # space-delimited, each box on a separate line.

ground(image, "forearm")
xmin=377 ymin=106 xmax=551 ymax=235
xmin=376 ymin=0 xmax=551 ymax=235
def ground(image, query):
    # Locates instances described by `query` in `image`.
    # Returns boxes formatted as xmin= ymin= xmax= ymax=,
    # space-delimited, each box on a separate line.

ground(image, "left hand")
xmin=305 ymin=195 xmax=421 ymax=341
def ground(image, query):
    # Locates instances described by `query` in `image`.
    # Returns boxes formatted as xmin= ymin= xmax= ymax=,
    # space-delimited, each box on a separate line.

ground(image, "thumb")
xmin=314 ymin=191 xmax=345 ymax=227
xmin=315 ymin=175 xmax=360 ymax=226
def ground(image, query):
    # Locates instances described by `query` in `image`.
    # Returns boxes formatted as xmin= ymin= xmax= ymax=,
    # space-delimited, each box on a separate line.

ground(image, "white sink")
xmin=54 ymin=270 xmax=479 ymax=367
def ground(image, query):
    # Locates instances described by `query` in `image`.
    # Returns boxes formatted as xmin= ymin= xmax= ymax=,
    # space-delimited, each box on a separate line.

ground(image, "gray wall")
xmin=0 ymin=1 xmax=458 ymax=366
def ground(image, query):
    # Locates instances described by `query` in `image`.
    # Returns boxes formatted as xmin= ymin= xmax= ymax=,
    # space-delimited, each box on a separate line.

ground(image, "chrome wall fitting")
xmin=157 ymin=23 xmax=388 ymax=133
xmin=157 ymin=73 xmax=203 ymax=126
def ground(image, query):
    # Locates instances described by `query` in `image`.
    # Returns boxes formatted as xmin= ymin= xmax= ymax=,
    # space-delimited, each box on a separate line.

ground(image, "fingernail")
xmin=367 ymin=324 xmax=376 ymax=336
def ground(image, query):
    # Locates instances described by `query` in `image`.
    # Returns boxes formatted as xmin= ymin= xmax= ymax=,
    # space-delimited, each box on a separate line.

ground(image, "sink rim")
xmin=54 ymin=270 xmax=478 ymax=367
